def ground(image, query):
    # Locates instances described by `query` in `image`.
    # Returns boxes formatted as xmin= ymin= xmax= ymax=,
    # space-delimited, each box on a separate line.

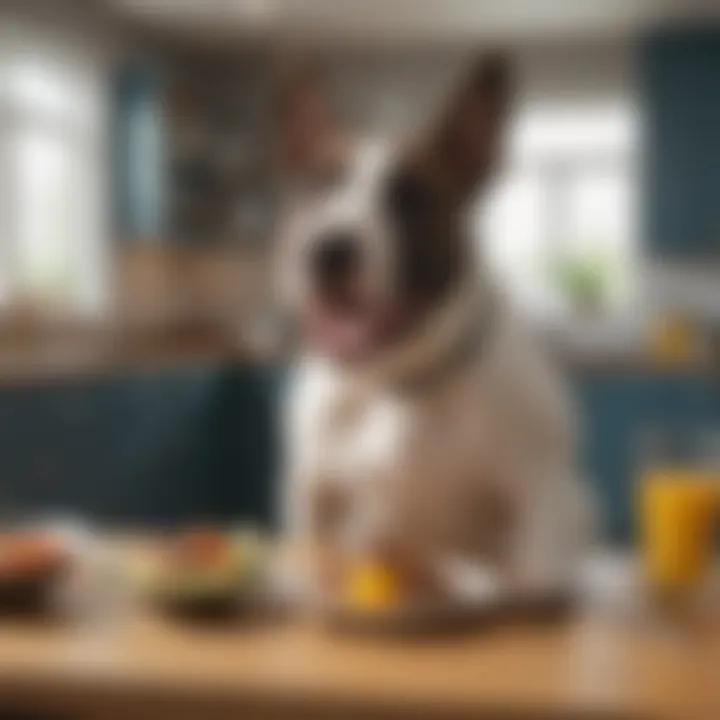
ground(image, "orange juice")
xmin=638 ymin=470 xmax=717 ymax=593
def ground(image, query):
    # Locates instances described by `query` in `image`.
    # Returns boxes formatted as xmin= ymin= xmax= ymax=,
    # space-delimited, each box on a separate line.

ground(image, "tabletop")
xmin=0 ymin=543 xmax=717 ymax=720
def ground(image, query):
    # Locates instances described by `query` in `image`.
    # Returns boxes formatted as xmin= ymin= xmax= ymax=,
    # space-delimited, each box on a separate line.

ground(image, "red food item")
xmin=0 ymin=533 xmax=67 ymax=580
xmin=169 ymin=528 xmax=228 ymax=568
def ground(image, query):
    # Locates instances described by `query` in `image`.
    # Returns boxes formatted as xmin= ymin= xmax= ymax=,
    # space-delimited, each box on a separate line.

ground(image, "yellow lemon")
xmin=343 ymin=559 xmax=403 ymax=611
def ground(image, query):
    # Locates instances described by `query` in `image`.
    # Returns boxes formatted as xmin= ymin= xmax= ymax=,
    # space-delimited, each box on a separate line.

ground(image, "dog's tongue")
xmin=310 ymin=311 xmax=375 ymax=358
xmin=309 ymin=301 xmax=424 ymax=360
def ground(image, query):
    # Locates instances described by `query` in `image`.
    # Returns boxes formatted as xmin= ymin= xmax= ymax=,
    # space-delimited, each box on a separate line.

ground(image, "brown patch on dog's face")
xmin=382 ymin=162 xmax=464 ymax=311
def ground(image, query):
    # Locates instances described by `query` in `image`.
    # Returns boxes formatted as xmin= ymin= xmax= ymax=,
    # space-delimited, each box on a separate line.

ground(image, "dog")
xmin=275 ymin=55 xmax=595 ymax=602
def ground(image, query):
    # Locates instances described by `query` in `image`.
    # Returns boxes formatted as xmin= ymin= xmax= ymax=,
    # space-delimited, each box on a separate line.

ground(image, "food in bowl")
xmin=133 ymin=527 xmax=265 ymax=619
xmin=0 ymin=531 xmax=71 ymax=612
xmin=0 ymin=532 xmax=67 ymax=576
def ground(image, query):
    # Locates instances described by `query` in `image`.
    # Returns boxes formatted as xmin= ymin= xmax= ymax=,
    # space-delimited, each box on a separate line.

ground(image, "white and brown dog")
xmin=275 ymin=56 xmax=595 ymax=602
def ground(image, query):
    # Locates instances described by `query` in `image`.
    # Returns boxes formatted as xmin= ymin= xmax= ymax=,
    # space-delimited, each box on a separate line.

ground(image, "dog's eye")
xmin=385 ymin=171 xmax=434 ymax=220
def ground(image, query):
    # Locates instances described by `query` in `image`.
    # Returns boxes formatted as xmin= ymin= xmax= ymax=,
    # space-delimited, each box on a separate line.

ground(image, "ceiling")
xmin=108 ymin=0 xmax=720 ymax=45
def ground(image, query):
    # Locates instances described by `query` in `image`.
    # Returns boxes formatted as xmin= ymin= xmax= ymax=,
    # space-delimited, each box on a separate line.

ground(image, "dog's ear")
xmin=272 ymin=59 xmax=351 ymax=190
xmin=423 ymin=53 xmax=512 ymax=205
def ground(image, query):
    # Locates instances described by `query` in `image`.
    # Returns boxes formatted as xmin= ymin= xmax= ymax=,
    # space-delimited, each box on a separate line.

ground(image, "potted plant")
xmin=549 ymin=249 xmax=613 ymax=316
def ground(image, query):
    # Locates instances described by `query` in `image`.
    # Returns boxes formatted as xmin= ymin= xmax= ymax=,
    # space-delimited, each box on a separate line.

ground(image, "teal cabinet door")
xmin=641 ymin=30 xmax=720 ymax=256
xmin=204 ymin=365 xmax=284 ymax=527
xmin=0 ymin=366 xmax=225 ymax=525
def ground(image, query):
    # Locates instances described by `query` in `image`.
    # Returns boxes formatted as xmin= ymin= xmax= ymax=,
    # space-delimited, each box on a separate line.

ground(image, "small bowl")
xmin=152 ymin=587 xmax=249 ymax=622
xmin=131 ymin=528 xmax=268 ymax=624
xmin=0 ymin=532 xmax=73 ymax=616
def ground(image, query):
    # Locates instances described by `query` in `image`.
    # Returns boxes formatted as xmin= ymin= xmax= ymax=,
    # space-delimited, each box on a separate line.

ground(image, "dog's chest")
xmin=319 ymin=390 xmax=407 ymax=483
xmin=293 ymin=361 xmax=517 ymax=556
xmin=320 ymin=383 xmax=514 ymax=556
xmin=318 ymin=381 xmax=497 ymax=515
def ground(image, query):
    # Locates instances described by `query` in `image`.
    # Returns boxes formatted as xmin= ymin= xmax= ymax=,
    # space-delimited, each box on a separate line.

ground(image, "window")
xmin=479 ymin=100 xmax=638 ymax=317
xmin=0 ymin=33 xmax=108 ymax=318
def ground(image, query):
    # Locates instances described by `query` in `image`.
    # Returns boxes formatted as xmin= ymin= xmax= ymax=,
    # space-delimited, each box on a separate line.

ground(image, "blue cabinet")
xmin=204 ymin=364 xmax=283 ymax=527
xmin=0 ymin=367 xmax=224 ymax=524
xmin=641 ymin=30 xmax=720 ymax=256
xmin=577 ymin=371 xmax=719 ymax=543
xmin=0 ymin=364 xmax=282 ymax=527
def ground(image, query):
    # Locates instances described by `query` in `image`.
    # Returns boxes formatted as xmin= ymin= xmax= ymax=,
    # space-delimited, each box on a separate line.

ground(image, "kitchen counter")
xmin=0 ymin=326 xmax=284 ymax=385
xmin=0 ymin=591 xmax=716 ymax=719
xmin=0 ymin=324 xmax=707 ymax=385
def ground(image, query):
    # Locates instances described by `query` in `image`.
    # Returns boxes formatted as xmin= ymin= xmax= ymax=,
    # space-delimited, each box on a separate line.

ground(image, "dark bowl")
xmin=0 ymin=562 xmax=69 ymax=616
xmin=153 ymin=590 xmax=248 ymax=623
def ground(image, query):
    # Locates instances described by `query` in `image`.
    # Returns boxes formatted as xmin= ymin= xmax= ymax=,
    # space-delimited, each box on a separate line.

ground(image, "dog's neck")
xmin=338 ymin=276 xmax=497 ymax=394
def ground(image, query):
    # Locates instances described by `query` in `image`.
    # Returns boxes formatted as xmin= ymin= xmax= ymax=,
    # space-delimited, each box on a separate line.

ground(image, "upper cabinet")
xmin=641 ymin=29 xmax=720 ymax=257
xmin=113 ymin=53 xmax=274 ymax=247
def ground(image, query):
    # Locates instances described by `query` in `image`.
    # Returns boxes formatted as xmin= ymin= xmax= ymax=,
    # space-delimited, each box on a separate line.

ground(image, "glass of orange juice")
xmin=638 ymin=468 xmax=717 ymax=606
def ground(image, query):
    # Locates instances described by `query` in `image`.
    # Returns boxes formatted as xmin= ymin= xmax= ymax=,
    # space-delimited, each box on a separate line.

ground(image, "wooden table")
xmin=0 ymin=547 xmax=717 ymax=720
xmin=0 ymin=610 xmax=717 ymax=720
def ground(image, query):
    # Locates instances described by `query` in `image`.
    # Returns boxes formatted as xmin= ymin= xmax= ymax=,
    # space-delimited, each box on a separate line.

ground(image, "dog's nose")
xmin=311 ymin=231 xmax=361 ymax=282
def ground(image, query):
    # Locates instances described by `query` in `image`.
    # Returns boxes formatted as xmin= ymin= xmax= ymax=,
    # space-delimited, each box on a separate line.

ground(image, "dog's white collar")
xmin=349 ymin=280 xmax=496 ymax=392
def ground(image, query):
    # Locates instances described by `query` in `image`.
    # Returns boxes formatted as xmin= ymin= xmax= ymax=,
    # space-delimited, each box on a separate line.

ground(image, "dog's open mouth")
xmin=307 ymin=299 xmax=381 ymax=360
xmin=306 ymin=296 xmax=424 ymax=362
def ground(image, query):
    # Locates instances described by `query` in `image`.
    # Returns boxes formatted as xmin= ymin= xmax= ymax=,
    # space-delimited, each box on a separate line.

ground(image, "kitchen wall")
xmin=323 ymin=41 xmax=633 ymax=136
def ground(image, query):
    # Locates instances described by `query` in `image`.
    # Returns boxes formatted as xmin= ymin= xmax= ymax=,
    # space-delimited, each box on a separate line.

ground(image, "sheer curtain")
xmin=0 ymin=23 xmax=109 ymax=318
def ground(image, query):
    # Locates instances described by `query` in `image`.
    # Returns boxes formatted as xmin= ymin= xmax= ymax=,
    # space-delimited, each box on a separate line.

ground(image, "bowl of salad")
xmin=132 ymin=527 xmax=267 ymax=621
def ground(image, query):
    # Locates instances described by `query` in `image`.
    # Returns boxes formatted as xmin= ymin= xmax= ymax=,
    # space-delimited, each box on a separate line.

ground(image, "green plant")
xmin=549 ymin=250 xmax=613 ymax=311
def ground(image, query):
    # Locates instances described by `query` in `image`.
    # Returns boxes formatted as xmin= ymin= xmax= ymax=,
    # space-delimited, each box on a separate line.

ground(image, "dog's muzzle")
xmin=310 ymin=230 xmax=362 ymax=307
